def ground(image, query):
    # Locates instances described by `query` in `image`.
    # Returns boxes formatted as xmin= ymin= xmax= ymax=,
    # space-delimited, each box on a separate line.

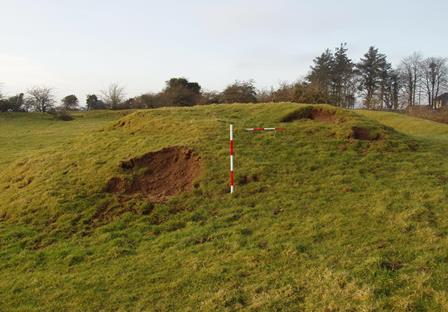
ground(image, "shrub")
xmin=221 ymin=80 xmax=257 ymax=103
xmin=48 ymin=109 xmax=74 ymax=121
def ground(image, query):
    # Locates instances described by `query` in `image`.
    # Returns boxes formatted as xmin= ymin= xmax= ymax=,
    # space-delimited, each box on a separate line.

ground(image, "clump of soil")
xmin=281 ymin=107 xmax=339 ymax=123
xmin=350 ymin=126 xmax=382 ymax=141
xmin=105 ymin=146 xmax=201 ymax=202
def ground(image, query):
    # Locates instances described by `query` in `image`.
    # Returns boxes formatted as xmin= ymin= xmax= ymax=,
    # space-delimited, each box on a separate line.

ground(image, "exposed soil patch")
xmin=105 ymin=146 xmax=201 ymax=202
xmin=281 ymin=107 xmax=339 ymax=123
xmin=309 ymin=108 xmax=339 ymax=123
xmin=105 ymin=177 xmax=124 ymax=193
xmin=351 ymin=126 xmax=381 ymax=141
xmin=238 ymin=174 xmax=259 ymax=185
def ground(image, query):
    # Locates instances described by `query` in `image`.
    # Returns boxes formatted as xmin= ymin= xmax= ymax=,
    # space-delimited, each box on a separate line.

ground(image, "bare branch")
xmin=100 ymin=83 xmax=126 ymax=109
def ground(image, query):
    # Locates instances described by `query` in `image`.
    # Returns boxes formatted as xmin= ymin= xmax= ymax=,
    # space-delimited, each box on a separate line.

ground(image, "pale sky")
xmin=1 ymin=0 xmax=448 ymax=104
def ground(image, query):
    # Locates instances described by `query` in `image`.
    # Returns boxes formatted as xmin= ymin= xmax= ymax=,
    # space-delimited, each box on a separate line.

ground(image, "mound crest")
xmin=105 ymin=146 xmax=201 ymax=202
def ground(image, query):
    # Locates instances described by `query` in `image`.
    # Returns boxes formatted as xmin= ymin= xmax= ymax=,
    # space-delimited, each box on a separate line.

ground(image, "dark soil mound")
xmin=105 ymin=146 xmax=201 ymax=202
xmin=281 ymin=107 xmax=339 ymax=123
xmin=351 ymin=126 xmax=382 ymax=141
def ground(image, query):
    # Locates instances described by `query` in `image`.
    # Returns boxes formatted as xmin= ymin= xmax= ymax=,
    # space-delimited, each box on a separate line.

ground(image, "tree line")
xmin=1 ymin=44 xmax=447 ymax=113
xmin=0 ymin=79 xmax=258 ymax=112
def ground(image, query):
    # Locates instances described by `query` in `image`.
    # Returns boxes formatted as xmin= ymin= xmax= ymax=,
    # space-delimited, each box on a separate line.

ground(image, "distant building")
xmin=435 ymin=93 xmax=448 ymax=108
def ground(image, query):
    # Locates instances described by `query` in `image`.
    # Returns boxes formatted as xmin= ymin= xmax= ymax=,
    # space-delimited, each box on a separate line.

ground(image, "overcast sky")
xmin=1 ymin=0 xmax=448 ymax=103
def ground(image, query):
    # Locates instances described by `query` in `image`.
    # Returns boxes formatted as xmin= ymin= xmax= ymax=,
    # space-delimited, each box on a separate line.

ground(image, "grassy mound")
xmin=1 ymin=104 xmax=448 ymax=311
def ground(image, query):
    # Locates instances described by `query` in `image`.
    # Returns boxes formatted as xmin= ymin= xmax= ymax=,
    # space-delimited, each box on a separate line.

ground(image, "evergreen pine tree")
xmin=357 ymin=46 xmax=387 ymax=109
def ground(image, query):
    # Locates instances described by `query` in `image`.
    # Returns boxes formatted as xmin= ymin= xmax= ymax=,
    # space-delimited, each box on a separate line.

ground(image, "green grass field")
xmin=2 ymin=103 xmax=448 ymax=311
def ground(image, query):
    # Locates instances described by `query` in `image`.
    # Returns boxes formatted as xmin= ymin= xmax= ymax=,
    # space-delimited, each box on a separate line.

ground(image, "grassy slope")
xmin=1 ymin=104 xmax=448 ymax=311
xmin=0 ymin=110 xmax=132 ymax=170
xmin=357 ymin=110 xmax=448 ymax=141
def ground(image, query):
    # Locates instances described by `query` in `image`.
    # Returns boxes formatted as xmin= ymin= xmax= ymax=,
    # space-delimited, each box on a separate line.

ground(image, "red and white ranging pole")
xmin=230 ymin=124 xmax=235 ymax=194
xmin=244 ymin=127 xmax=285 ymax=132
xmin=230 ymin=125 xmax=285 ymax=194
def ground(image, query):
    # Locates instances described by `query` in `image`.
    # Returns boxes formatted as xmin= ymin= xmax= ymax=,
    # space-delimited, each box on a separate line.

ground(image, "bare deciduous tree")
xmin=399 ymin=53 xmax=423 ymax=107
xmin=420 ymin=57 xmax=448 ymax=108
xmin=26 ymin=87 xmax=55 ymax=112
xmin=101 ymin=83 xmax=126 ymax=109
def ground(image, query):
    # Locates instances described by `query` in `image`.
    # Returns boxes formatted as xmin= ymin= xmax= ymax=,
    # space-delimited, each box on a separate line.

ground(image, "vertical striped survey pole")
xmin=230 ymin=124 xmax=235 ymax=194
